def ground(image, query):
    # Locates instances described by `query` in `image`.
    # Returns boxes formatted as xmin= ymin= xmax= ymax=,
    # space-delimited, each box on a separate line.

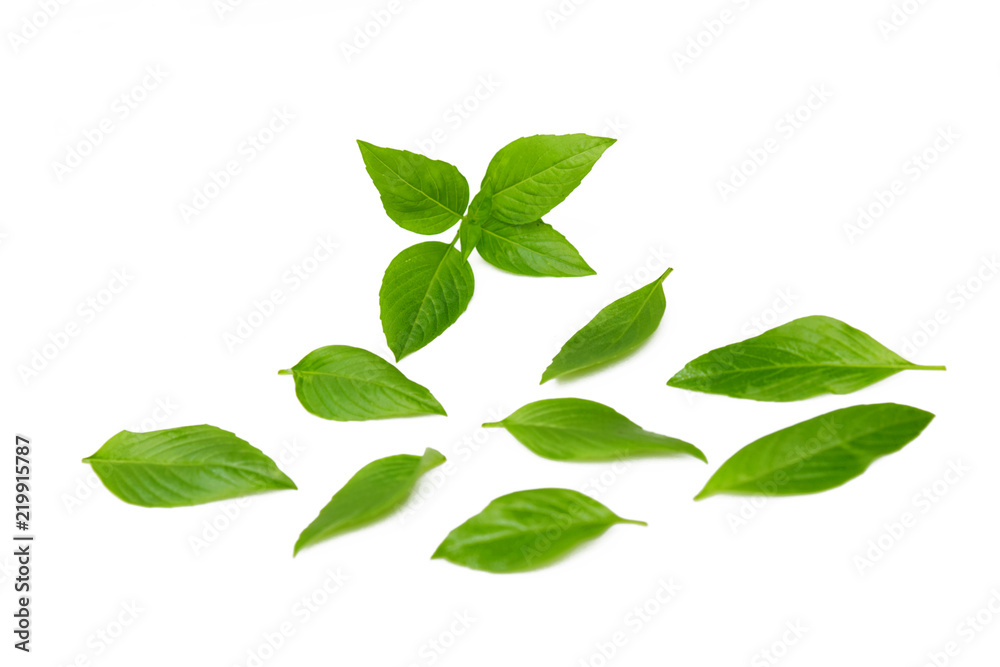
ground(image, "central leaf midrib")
xmin=480 ymin=224 xmax=573 ymax=267
xmin=402 ymin=247 xmax=455 ymax=354
xmin=683 ymin=361 xmax=922 ymax=378
xmin=292 ymin=368 xmax=424 ymax=402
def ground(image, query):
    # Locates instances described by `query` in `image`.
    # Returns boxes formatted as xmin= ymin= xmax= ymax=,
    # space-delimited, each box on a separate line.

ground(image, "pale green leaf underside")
xmin=668 ymin=315 xmax=946 ymax=402
xmin=485 ymin=398 xmax=705 ymax=462
xmin=432 ymin=488 xmax=645 ymax=573
xmin=477 ymin=218 xmax=595 ymax=277
xmin=280 ymin=345 xmax=445 ymax=421
xmin=481 ymin=134 xmax=615 ymax=225
xmin=294 ymin=448 xmax=446 ymax=555
xmin=695 ymin=403 xmax=935 ymax=500
xmin=542 ymin=268 xmax=672 ymax=383
xmin=380 ymin=241 xmax=475 ymax=361
xmin=82 ymin=425 xmax=296 ymax=508
xmin=358 ymin=140 xmax=468 ymax=235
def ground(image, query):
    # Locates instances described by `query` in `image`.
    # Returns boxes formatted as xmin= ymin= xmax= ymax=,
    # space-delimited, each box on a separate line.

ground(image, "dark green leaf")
xmin=480 ymin=134 xmax=615 ymax=225
xmin=477 ymin=218 xmax=595 ymax=277
xmin=357 ymin=140 xmax=468 ymax=235
xmin=294 ymin=448 xmax=446 ymax=555
xmin=279 ymin=345 xmax=445 ymax=421
xmin=484 ymin=398 xmax=705 ymax=462
xmin=695 ymin=403 xmax=935 ymax=500
xmin=542 ymin=268 xmax=672 ymax=383
xmin=432 ymin=488 xmax=645 ymax=573
xmin=82 ymin=425 xmax=296 ymax=508
xmin=668 ymin=315 xmax=946 ymax=402
xmin=380 ymin=241 xmax=475 ymax=360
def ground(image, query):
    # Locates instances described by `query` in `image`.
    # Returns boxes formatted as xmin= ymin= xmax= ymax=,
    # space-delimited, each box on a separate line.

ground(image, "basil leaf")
xmin=380 ymin=241 xmax=475 ymax=360
xmin=695 ymin=403 xmax=935 ymax=500
xmin=668 ymin=315 xmax=946 ymax=402
xmin=357 ymin=140 xmax=469 ymax=235
xmin=432 ymin=488 xmax=645 ymax=573
xmin=459 ymin=219 xmax=482 ymax=262
xmin=82 ymin=425 xmax=296 ymax=508
xmin=542 ymin=268 xmax=672 ymax=383
xmin=466 ymin=188 xmax=493 ymax=225
xmin=279 ymin=345 xmax=445 ymax=421
xmin=294 ymin=448 xmax=445 ymax=556
xmin=477 ymin=218 xmax=595 ymax=277
xmin=480 ymin=134 xmax=615 ymax=225
xmin=484 ymin=398 xmax=705 ymax=462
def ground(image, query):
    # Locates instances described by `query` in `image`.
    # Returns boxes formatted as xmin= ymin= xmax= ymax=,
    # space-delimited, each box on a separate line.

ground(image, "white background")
xmin=3 ymin=1 xmax=999 ymax=665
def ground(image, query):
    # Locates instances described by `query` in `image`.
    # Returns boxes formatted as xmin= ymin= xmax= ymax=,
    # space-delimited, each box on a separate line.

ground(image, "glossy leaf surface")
xmin=432 ymin=488 xmax=645 ymax=573
xmin=695 ymin=403 xmax=935 ymax=500
xmin=668 ymin=316 xmax=946 ymax=402
xmin=83 ymin=425 xmax=296 ymax=508
xmin=294 ymin=448 xmax=446 ymax=555
xmin=485 ymin=398 xmax=705 ymax=462
xmin=380 ymin=241 xmax=475 ymax=360
xmin=279 ymin=345 xmax=445 ymax=421
xmin=542 ymin=268 xmax=672 ymax=382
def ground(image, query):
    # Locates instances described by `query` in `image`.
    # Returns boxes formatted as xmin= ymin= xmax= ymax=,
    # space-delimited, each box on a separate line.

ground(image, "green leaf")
xmin=480 ymin=134 xmax=615 ymax=225
xmin=477 ymin=218 xmax=595 ymax=277
xmin=542 ymin=268 xmax=672 ymax=383
xmin=279 ymin=345 xmax=445 ymax=421
xmin=668 ymin=315 xmax=946 ymax=402
xmin=432 ymin=488 xmax=645 ymax=573
xmin=357 ymin=140 xmax=469 ymax=235
xmin=380 ymin=241 xmax=475 ymax=361
xmin=82 ymin=425 xmax=296 ymax=508
xmin=695 ymin=403 xmax=935 ymax=500
xmin=484 ymin=398 xmax=705 ymax=462
xmin=466 ymin=188 xmax=493 ymax=225
xmin=294 ymin=448 xmax=446 ymax=556
xmin=459 ymin=219 xmax=482 ymax=262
